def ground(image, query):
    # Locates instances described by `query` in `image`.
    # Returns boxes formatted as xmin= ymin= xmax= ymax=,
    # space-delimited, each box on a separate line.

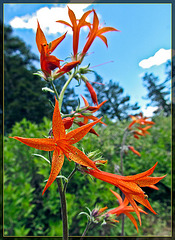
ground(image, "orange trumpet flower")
xmin=128 ymin=145 xmax=141 ymax=157
xmin=56 ymin=6 xmax=92 ymax=58
xmin=36 ymin=20 xmax=67 ymax=76
xmin=107 ymin=189 xmax=147 ymax=231
xmin=81 ymin=9 xmax=119 ymax=56
xmin=128 ymin=113 xmax=155 ymax=129
xmin=85 ymin=162 xmax=166 ymax=225
xmin=10 ymin=97 xmax=101 ymax=195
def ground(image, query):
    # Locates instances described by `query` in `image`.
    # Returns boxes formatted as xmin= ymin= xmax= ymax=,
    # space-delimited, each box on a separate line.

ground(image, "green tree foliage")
xmin=142 ymin=61 xmax=171 ymax=116
xmin=4 ymin=114 xmax=171 ymax=236
xmin=4 ymin=25 xmax=50 ymax=133
xmin=85 ymin=72 xmax=140 ymax=120
xmin=4 ymin=25 xmax=78 ymax=134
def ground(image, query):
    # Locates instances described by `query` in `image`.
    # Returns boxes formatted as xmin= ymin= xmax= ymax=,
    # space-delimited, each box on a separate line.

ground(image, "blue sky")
xmin=4 ymin=3 xmax=171 ymax=116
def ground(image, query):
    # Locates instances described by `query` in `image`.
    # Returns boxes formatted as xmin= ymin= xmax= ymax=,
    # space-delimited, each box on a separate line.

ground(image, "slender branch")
xmin=56 ymin=178 xmax=68 ymax=240
xmin=59 ymin=71 xmax=76 ymax=110
xmin=50 ymin=80 xmax=59 ymax=100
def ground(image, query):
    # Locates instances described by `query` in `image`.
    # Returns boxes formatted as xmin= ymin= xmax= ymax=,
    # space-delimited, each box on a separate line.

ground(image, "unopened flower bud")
xmin=79 ymin=65 xmax=91 ymax=74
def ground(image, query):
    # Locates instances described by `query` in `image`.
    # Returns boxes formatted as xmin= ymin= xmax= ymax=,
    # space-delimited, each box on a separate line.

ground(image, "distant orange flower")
xmin=81 ymin=9 xmax=119 ymax=57
xmin=128 ymin=113 xmax=155 ymax=129
xmin=10 ymin=97 xmax=101 ymax=195
xmin=107 ymin=189 xmax=147 ymax=231
xmin=56 ymin=6 xmax=92 ymax=58
xmin=133 ymin=130 xmax=145 ymax=139
xmin=36 ymin=20 xmax=66 ymax=76
xmin=85 ymin=162 xmax=166 ymax=224
xmin=137 ymin=126 xmax=152 ymax=136
xmin=128 ymin=145 xmax=141 ymax=157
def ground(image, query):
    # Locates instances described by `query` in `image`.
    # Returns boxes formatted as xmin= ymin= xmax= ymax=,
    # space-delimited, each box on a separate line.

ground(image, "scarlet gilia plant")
xmin=9 ymin=5 xmax=167 ymax=239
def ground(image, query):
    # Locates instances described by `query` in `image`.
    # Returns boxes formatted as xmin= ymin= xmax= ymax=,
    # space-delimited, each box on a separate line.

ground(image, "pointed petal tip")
xmin=42 ymin=187 xmax=46 ymax=195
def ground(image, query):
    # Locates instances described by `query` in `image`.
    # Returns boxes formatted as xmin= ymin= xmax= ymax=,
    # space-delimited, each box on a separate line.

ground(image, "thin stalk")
xmin=80 ymin=220 xmax=91 ymax=240
xmin=50 ymin=80 xmax=59 ymax=100
xmin=59 ymin=71 xmax=75 ymax=110
xmin=56 ymin=178 xmax=68 ymax=240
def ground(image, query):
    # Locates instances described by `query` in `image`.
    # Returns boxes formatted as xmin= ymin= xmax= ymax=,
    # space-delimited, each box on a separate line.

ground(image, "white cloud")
xmin=9 ymin=4 xmax=92 ymax=35
xmin=141 ymin=106 xmax=158 ymax=117
xmin=139 ymin=48 xmax=171 ymax=69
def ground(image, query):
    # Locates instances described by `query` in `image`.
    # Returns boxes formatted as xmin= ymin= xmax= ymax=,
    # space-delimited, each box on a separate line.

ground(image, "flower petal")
xmin=42 ymin=149 xmax=64 ymax=195
xmin=52 ymin=97 xmax=66 ymax=140
xmin=10 ymin=136 xmax=55 ymax=151
xmin=125 ymin=193 xmax=141 ymax=225
xmin=120 ymin=162 xmax=158 ymax=181
xmin=66 ymin=117 xmax=102 ymax=144
xmin=97 ymin=34 xmax=108 ymax=47
xmin=50 ymin=32 xmax=67 ymax=53
xmin=65 ymin=145 xmax=100 ymax=171
xmin=97 ymin=26 xmax=119 ymax=35
xmin=124 ymin=212 xmax=139 ymax=232
xmin=36 ymin=20 xmax=47 ymax=53
xmin=133 ymin=194 xmax=157 ymax=215
xmin=68 ymin=6 xmax=77 ymax=27
xmin=135 ymin=175 xmax=166 ymax=187
xmin=110 ymin=189 xmax=123 ymax=205
xmin=56 ymin=20 xmax=72 ymax=28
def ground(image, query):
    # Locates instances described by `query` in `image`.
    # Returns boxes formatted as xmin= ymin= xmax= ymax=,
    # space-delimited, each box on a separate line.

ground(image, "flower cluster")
xmin=127 ymin=113 xmax=155 ymax=157
xmin=35 ymin=7 xmax=118 ymax=106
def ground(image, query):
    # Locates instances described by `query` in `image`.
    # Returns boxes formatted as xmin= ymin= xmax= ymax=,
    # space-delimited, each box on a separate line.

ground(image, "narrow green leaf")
xmin=32 ymin=154 xmax=50 ymax=164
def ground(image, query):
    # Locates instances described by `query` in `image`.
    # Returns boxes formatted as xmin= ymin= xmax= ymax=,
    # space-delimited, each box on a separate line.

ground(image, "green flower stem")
xmin=50 ymin=80 xmax=59 ymax=101
xmin=59 ymin=71 xmax=76 ymax=110
xmin=56 ymin=178 xmax=68 ymax=240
